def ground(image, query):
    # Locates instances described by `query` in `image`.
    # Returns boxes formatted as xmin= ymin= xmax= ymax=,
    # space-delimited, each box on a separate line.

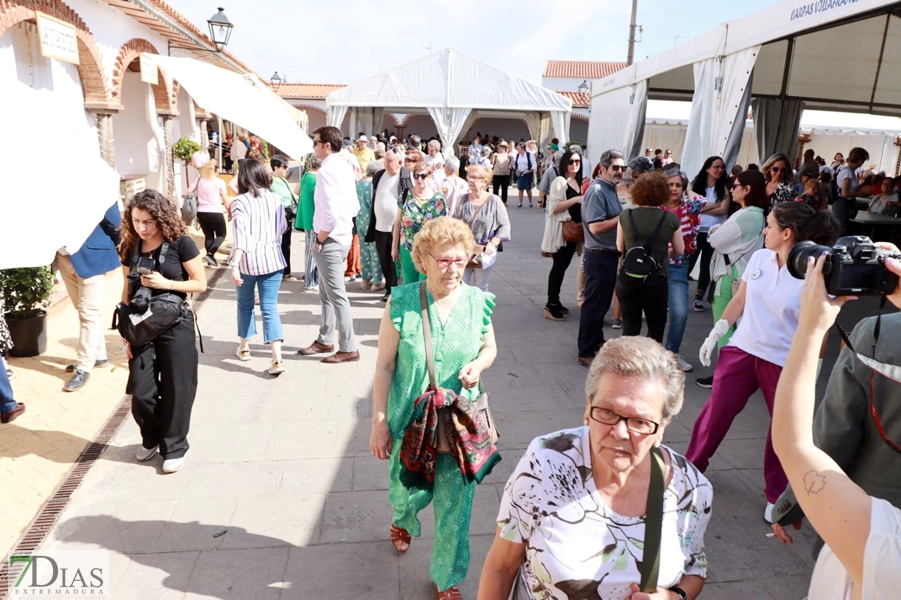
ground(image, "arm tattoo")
xmin=803 ymin=470 xmax=827 ymax=495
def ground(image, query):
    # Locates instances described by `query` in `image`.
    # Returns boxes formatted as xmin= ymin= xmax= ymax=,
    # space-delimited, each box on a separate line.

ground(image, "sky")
xmin=170 ymin=0 xmax=776 ymax=85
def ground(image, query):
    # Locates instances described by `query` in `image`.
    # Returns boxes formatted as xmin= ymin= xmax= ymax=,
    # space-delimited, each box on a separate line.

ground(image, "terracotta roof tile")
xmin=274 ymin=84 xmax=346 ymax=100
xmin=555 ymin=91 xmax=590 ymax=107
xmin=543 ymin=61 xmax=628 ymax=79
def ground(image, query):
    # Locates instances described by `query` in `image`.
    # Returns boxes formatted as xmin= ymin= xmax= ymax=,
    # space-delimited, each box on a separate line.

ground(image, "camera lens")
xmin=788 ymin=241 xmax=833 ymax=280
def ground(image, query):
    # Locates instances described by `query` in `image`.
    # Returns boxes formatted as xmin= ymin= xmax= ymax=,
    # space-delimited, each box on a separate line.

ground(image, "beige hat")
xmin=358 ymin=134 xmax=368 ymax=142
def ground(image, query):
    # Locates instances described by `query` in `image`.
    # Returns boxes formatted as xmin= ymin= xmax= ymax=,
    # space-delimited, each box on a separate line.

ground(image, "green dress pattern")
xmin=398 ymin=190 xmax=448 ymax=251
xmin=386 ymin=281 xmax=496 ymax=591
xmin=356 ymin=179 xmax=382 ymax=284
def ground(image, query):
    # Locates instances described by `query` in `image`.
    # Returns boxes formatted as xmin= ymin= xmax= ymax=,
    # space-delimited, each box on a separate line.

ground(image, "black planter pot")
xmin=6 ymin=311 xmax=47 ymax=357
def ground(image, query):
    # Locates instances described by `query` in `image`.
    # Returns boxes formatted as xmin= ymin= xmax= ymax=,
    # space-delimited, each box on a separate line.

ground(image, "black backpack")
xmin=622 ymin=210 xmax=668 ymax=279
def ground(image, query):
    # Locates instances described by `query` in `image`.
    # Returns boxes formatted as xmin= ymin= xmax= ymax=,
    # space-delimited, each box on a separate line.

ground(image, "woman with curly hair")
xmin=119 ymin=189 xmax=206 ymax=474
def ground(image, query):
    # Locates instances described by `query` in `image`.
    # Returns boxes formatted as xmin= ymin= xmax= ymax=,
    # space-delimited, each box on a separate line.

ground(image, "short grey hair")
xmin=599 ymin=149 xmax=625 ymax=168
xmin=428 ymin=139 xmax=441 ymax=151
xmin=585 ymin=337 xmax=684 ymax=420
xmin=309 ymin=156 xmax=322 ymax=169
xmin=664 ymin=167 xmax=689 ymax=192
xmin=569 ymin=144 xmax=583 ymax=155
xmin=444 ymin=155 xmax=460 ymax=172
xmin=365 ymin=160 xmax=384 ymax=177
xmin=480 ymin=146 xmax=492 ymax=157
xmin=553 ymin=150 xmax=565 ymax=166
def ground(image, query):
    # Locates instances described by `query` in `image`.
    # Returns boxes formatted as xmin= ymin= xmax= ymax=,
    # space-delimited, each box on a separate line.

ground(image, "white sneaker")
xmin=268 ymin=360 xmax=286 ymax=375
xmin=136 ymin=445 xmax=157 ymax=462
xmin=162 ymin=457 xmax=185 ymax=474
xmin=764 ymin=502 xmax=775 ymax=524
xmin=235 ymin=347 xmax=251 ymax=362
xmin=676 ymin=355 xmax=694 ymax=372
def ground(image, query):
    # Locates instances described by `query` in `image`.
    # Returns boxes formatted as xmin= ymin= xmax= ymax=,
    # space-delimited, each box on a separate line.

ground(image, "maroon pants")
xmin=685 ymin=345 xmax=788 ymax=503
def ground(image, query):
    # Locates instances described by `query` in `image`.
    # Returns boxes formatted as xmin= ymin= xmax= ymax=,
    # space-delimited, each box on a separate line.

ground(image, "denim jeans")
xmin=0 ymin=355 xmax=16 ymax=414
xmin=665 ymin=263 xmax=690 ymax=354
xmin=235 ymin=270 xmax=284 ymax=343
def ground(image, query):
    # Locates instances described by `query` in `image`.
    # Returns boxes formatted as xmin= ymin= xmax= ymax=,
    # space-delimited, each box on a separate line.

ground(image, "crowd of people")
xmin=3 ymin=123 xmax=901 ymax=600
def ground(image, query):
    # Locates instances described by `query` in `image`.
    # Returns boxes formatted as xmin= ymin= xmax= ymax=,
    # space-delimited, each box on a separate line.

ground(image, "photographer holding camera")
xmin=119 ymin=190 xmax=206 ymax=474
xmin=685 ymin=203 xmax=839 ymax=522
xmin=772 ymin=247 xmax=901 ymax=597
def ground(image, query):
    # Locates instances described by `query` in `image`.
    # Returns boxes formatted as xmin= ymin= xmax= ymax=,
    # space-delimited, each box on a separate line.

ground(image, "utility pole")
xmin=627 ymin=0 xmax=639 ymax=65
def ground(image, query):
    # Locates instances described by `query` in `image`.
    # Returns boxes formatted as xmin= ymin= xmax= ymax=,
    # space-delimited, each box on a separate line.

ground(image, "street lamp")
xmin=169 ymin=7 xmax=234 ymax=54
xmin=207 ymin=7 xmax=234 ymax=50
xmin=577 ymin=80 xmax=589 ymax=94
xmin=270 ymin=71 xmax=282 ymax=90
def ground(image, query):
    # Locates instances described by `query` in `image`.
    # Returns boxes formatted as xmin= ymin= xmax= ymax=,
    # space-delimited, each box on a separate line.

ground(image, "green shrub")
xmin=172 ymin=137 xmax=203 ymax=164
xmin=0 ymin=266 xmax=55 ymax=319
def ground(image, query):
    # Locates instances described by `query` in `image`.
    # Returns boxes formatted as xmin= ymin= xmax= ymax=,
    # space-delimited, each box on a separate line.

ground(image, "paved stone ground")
xmin=12 ymin=204 xmax=892 ymax=599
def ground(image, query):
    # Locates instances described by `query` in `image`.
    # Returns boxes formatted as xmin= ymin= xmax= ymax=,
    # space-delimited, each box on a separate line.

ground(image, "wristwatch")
xmin=668 ymin=586 xmax=687 ymax=600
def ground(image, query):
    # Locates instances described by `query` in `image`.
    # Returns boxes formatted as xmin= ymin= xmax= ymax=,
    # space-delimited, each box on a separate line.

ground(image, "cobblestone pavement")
xmin=5 ymin=205 xmax=888 ymax=599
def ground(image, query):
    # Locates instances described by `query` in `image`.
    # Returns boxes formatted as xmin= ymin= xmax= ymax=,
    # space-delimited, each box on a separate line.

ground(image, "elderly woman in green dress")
xmin=370 ymin=216 xmax=498 ymax=600
xmin=356 ymin=160 xmax=385 ymax=291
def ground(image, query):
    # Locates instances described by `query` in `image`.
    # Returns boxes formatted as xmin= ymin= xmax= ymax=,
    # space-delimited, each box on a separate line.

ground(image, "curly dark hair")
xmin=630 ymin=171 xmax=669 ymax=207
xmin=118 ymin=189 xmax=185 ymax=262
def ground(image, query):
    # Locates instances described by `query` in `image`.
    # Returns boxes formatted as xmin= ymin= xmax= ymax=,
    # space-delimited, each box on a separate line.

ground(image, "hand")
xmin=370 ymin=420 xmax=392 ymax=460
xmin=628 ymin=583 xmax=677 ymax=599
xmin=391 ymin=246 xmax=399 ymax=262
xmin=458 ymin=362 xmax=481 ymax=389
xmin=798 ymin=254 xmax=854 ymax=333
xmin=771 ymin=521 xmax=802 ymax=544
xmin=484 ymin=242 xmax=496 ymax=256
xmin=139 ymin=272 xmax=169 ymax=290
xmin=876 ymin=242 xmax=901 ymax=309
xmin=231 ymin=267 xmax=243 ymax=286
xmin=123 ymin=340 xmax=133 ymax=361
xmin=699 ymin=319 xmax=730 ymax=367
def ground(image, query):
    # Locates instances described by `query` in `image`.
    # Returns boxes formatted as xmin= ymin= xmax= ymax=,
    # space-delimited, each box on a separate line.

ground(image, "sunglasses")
xmin=412 ymin=173 xmax=429 ymax=180
xmin=772 ymin=167 xmax=790 ymax=173
xmin=609 ymin=165 xmax=625 ymax=172
xmin=731 ymin=183 xmax=745 ymax=189
xmin=569 ymin=159 xmax=581 ymax=165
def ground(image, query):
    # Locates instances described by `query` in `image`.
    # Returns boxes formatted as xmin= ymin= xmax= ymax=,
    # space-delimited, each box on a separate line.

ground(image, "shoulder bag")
xmin=111 ymin=241 xmax=186 ymax=348
xmin=279 ymin=178 xmax=298 ymax=222
xmin=420 ymin=282 xmax=498 ymax=452
xmin=465 ymin=200 xmax=488 ymax=268
xmin=562 ymin=220 xmax=584 ymax=244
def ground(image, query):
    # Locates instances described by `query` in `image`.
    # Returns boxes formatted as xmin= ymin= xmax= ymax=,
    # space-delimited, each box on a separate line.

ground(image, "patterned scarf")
xmin=399 ymin=386 xmax=500 ymax=492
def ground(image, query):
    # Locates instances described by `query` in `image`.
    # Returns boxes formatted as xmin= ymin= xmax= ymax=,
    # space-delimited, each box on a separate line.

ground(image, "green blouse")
xmin=387 ymin=282 xmax=496 ymax=439
xmin=294 ymin=171 xmax=317 ymax=231
xmin=398 ymin=190 xmax=448 ymax=251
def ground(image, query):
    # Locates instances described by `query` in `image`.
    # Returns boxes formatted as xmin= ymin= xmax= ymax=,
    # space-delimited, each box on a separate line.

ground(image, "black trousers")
xmin=196 ymin=212 xmax=226 ymax=256
xmin=547 ymin=241 xmax=578 ymax=305
xmin=127 ymin=312 xmax=198 ymax=459
xmin=492 ymin=175 xmax=511 ymax=204
xmin=578 ymin=250 xmax=619 ymax=357
xmin=281 ymin=223 xmax=293 ymax=275
xmin=615 ymin=271 xmax=669 ymax=343
xmin=373 ymin=230 xmax=398 ymax=292
xmin=688 ymin=232 xmax=713 ymax=300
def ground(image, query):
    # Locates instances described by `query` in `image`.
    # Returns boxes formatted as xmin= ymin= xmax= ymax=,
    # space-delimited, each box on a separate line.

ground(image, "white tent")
xmin=148 ymin=55 xmax=313 ymax=159
xmin=326 ymin=49 xmax=573 ymax=150
xmin=587 ymin=0 xmax=901 ymax=176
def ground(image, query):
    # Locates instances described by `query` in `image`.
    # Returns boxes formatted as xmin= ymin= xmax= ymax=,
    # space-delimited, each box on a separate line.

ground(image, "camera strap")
xmin=131 ymin=240 xmax=171 ymax=270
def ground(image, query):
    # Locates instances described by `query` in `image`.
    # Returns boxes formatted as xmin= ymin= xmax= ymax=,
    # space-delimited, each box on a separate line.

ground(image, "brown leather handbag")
xmin=562 ymin=220 xmax=584 ymax=243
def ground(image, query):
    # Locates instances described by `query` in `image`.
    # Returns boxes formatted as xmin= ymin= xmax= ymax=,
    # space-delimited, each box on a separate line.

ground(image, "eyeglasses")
xmin=608 ymin=165 xmax=625 ymax=172
xmin=731 ymin=183 xmax=745 ymax=189
xmin=312 ymin=139 xmax=323 ymax=146
xmin=430 ymin=255 xmax=467 ymax=269
xmin=412 ymin=173 xmax=429 ymax=181
xmin=772 ymin=167 xmax=790 ymax=174
xmin=467 ymin=176 xmax=485 ymax=182
xmin=589 ymin=407 xmax=659 ymax=435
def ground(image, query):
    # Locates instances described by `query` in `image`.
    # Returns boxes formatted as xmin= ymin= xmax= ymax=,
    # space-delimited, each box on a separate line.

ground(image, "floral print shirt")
xmin=398 ymin=190 xmax=448 ymax=251
xmin=665 ymin=195 xmax=704 ymax=265
xmin=497 ymin=427 xmax=713 ymax=600
xmin=769 ymin=182 xmax=795 ymax=207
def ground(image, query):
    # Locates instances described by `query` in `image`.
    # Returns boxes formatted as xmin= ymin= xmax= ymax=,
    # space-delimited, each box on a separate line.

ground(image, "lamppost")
xmin=169 ymin=7 xmax=234 ymax=54
xmin=577 ymin=80 xmax=589 ymax=94
xmin=270 ymin=71 xmax=283 ymax=91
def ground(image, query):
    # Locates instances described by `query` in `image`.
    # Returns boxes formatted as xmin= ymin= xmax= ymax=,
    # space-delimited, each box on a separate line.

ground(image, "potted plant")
xmin=0 ymin=266 xmax=55 ymax=357
xmin=172 ymin=136 xmax=203 ymax=166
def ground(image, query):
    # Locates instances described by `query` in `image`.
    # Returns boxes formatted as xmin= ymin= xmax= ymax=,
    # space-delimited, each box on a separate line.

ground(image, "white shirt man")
xmin=369 ymin=149 xmax=409 ymax=296
xmin=299 ymin=126 xmax=360 ymax=362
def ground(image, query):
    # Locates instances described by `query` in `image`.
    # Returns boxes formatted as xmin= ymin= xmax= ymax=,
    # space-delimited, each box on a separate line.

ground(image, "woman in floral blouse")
xmin=762 ymin=153 xmax=796 ymax=207
xmin=392 ymin=161 xmax=448 ymax=285
xmin=663 ymin=169 xmax=704 ymax=373
xmin=480 ymin=336 xmax=713 ymax=600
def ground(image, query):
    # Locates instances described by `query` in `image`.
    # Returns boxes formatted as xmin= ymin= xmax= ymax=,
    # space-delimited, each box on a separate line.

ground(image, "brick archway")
xmin=0 ymin=0 xmax=111 ymax=105
xmin=112 ymin=39 xmax=176 ymax=113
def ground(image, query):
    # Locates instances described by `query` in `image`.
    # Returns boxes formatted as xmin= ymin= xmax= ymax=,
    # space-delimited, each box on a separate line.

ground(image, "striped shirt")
xmin=231 ymin=189 xmax=287 ymax=276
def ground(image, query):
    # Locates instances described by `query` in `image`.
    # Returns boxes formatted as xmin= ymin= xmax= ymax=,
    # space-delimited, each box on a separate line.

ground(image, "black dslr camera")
xmin=128 ymin=256 xmax=155 ymax=313
xmin=788 ymin=235 xmax=901 ymax=296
